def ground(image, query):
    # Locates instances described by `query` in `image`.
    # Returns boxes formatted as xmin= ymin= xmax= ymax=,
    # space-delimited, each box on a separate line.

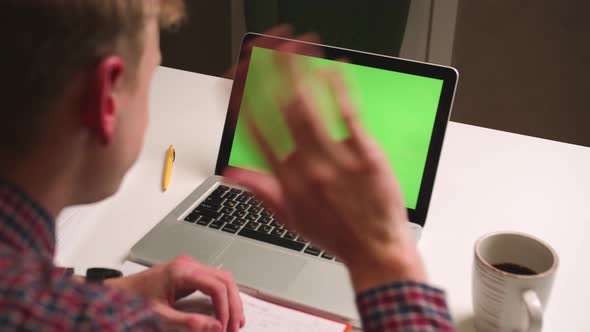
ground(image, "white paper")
xmin=120 ymin=261 xmax=347 ymax=332
xmin=238 ymin=294 xmax=346 ymax=332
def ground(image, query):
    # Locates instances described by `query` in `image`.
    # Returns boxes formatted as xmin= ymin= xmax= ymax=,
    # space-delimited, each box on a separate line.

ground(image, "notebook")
xmin=120 ymin=261 xmax=351 ymax=332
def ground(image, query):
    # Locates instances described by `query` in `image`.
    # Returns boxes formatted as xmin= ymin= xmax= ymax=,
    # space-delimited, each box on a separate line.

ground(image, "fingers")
xmin=187 ymin=273 xmax=231 ymax=331
xmin=285 ymin=84 xmax=333 ymax=151
xmin=261 ymin=24 xmax=295 ymax=40
xmin=291 ymin=31 xmax=321 ymax=44
xmin=320 ymin=69 xmax=369 ymax=153
xmin=226 ymin=25 xmax=296 ymax=82
xmin=243 ymin=27 xmax=320 ymax=65
xmin=224 ymin=167 xmax=285 ymax=215
xmin=245 ymin=116 xmax=281 ymax=167
xmin=272 ymin=32 xmax=322 ymax=56
xmin=274 ymin=54 xmax=332 ymax=153
xmin=281 ymin=32 xmax=323 ymax=58
xmin=245 ymin=24 xmax=295 ymax=52
xmin=172 ymin=257 xmax=245 ymax=332
xmin=199 ymin=266 xmax=246 ymax=332
xmin=152 ymin=301 xmax=222 ymax=332
xmin=275 ymin=51 xmax=306 ymax=89
xmin=225 ymin=272 xmax=246 ymax=330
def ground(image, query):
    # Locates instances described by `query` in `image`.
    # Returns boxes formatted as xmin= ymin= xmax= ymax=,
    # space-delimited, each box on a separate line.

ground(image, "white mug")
xmin=472 ymin=232 xmax=558 ymax=332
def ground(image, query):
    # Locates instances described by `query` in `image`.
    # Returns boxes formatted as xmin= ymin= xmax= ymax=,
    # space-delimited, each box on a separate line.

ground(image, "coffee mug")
xmin=473 ymin=232 xmax=558 ymax=332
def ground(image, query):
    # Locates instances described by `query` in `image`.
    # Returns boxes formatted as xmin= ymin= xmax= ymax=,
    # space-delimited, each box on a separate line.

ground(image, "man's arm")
xmin=357 ymin=281 xmax=454 ymax=332
xmin=0 ymin=254 xmax=161 ymax=331
xmin=62 ymin=257 xmax=243 ymax=332
xmin=224 ymin=53 xmax=455 ymax=331
xmin=103 ymin=256 xmax=244 ymax=332
xmin=342 ymin=218 xmax=453 ymax=331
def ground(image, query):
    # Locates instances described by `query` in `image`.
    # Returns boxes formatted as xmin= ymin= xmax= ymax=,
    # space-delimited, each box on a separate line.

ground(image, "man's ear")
xmin=82 ymin=56 xmax=126 ymax=146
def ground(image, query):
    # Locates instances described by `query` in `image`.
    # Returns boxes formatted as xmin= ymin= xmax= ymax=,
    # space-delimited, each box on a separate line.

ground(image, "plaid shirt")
xmin=357 ymin=281 xmax=454 ymax=331
xmin=0 ymin=179 xmax=453 ymax=331
xmin=0 ymin=179 xmax=161 ymax=331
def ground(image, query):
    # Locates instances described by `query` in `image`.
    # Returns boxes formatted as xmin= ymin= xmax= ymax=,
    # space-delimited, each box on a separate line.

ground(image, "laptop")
xmin=130 ymin=33 xmax=458 ymax=327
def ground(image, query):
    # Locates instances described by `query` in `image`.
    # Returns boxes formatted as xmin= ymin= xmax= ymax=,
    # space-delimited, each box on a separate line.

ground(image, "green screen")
xmin=228 ymin=47 xmax=443 ymax=209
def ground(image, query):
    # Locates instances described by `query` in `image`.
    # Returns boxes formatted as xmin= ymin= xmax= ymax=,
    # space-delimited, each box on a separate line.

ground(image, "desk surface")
xmin=57 ymin=66 xmax=590 ymax=331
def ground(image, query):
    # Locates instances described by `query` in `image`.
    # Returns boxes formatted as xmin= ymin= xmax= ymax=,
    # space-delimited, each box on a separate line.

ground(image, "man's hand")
xmin=224 ymin=24 xmax=322 ymax=123
xmin=106 ymin=256 xmax=245 ymax=332
xmin=224 ymin=56 xmax=426 ymax=293
xmin=223 ymin=24 xmax=322 ymax=80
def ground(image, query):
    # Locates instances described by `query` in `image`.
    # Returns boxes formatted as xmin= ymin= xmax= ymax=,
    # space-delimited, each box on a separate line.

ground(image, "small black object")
xmin=245 ymin=222 xmax=260 ymax=230
xmin=197 ymin=217 xmax=214 ymax=226
xmin=260 ymin=225 xmax=273 ymax=234
xmin=321 ymin=253 xmax=335 ymax=260
xmin=184 ymin=213 xmax=200 ymax=223
xmin=284 ymin=232 xmax=297 ymax=241
xmin=86 ymin=268 xmax=123 ymax=284
xmin=222 ymin=224 xmax=240 ymax=234
xmin=209 ymin=221 xmax=224 ymax=229
xmin=238 ymin=228 xmax=305 ymax=252
xmin=271 ymin=228 xmax=286 ymax=237
xmin=64 ymin=267 xmax=75 ymax=277
xmin=245 ymin=213 xmax=259 ymax=222
xmin=304 ymin=246 xmax=322 ymax=256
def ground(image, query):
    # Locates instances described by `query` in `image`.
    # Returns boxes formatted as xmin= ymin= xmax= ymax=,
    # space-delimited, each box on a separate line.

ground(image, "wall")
xmin=160 ymin=1 xmax=232 ymax=77
xmin=158 ymin=1 xmax=460 ymax=77
xmin=399 ymin=0 xmax=432 ymax=61
xmin=162 ymin=1 xmax=589 ymax=149
xmin=231 ymin=0 xmax=459 ymax=66
xmin=451 ymin=0 xmax=590 ymax=147
xmin=429 ymin=0 xmax=459 ymax=65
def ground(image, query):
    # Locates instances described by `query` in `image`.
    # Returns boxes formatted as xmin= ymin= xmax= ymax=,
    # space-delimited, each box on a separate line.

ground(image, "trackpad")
xmin=213 ymin=243 xmax=307 ymax=293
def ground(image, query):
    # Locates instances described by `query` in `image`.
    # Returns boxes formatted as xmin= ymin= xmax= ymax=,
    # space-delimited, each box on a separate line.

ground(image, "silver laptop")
xmin=130 ymin=33 xmax=458 ymax=327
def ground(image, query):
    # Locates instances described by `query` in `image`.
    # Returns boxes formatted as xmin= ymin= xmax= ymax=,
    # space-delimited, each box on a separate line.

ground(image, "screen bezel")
xmin=215 ymin=33 xmax=458 ymax=227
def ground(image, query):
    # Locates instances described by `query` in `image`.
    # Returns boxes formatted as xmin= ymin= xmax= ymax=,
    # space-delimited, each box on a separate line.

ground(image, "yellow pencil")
xmin=162 ymin=145 xmax=175 ymax=192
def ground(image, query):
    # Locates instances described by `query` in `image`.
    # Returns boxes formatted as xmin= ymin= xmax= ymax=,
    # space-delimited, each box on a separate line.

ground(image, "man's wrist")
xmin=347 ymin=245 xmax=427 ymax=293
xmin=104 ymin=275 xmax=138 ymax=293
xmin=103 ymin=268 xmax=163 ymax=299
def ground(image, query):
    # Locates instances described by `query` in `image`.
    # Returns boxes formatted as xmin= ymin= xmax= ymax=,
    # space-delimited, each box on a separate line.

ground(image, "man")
xmin=0 ymin=1 xmax=453 ymax=331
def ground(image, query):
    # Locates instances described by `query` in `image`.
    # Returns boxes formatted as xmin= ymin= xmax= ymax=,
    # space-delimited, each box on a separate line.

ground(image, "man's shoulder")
xmin=0 ymin=249 xmax=161 ymax=331
xmin=0 ymin=248 xmax=71 ymax=288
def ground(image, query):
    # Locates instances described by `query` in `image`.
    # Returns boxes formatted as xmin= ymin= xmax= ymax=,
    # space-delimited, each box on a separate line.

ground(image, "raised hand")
xmin=225 ymin=54 xmax=426 ymax=292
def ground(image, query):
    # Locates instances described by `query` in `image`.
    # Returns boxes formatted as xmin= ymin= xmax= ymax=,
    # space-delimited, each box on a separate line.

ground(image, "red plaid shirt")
xmin=0 ymin=179 xmax=161 ymax=330
xmin=357 ymin=281 xmax=454 ymax=331
xmin=0 ymin=178 xmax=453 ymax=331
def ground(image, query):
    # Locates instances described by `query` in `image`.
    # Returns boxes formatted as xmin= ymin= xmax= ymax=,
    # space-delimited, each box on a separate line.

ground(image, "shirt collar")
xmin=0 ymin=178 xmax=55 ymax=258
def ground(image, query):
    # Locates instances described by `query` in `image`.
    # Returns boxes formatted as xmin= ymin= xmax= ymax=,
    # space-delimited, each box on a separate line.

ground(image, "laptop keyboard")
xmin=183 ymin=185 xmax=338 ymax=261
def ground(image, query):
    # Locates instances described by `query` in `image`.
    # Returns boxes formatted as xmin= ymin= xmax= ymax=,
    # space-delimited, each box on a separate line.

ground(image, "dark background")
xmin=160 ymin=1 xmax=232 ymax=76
xmin=160 ymin=0 xmax=590 ymax=147
xmin=451 ymin=0 xmax=589 ymax=148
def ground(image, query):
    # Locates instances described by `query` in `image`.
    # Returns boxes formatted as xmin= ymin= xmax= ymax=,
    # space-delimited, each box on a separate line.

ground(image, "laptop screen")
xmin=226 ymin=46 xmax=444 ymax=210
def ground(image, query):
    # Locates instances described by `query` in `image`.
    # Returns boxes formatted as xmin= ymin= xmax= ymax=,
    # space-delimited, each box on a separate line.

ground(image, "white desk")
xmin=57 ymin=66 xmax=590 ymax=331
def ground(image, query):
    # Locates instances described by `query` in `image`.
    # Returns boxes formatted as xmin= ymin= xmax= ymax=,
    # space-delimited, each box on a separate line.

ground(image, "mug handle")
xmin=522 ymin=289 xmax=543 ymax=332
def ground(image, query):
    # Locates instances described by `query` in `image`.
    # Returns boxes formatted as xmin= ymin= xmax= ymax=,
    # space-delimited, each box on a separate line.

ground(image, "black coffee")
xmin=492 ymin=262 xmax=537 ymax=275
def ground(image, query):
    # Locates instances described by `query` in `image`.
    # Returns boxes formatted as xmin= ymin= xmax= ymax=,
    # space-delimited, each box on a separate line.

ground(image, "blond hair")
xmin=0 ymin=0 xmax=185 ymax=154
